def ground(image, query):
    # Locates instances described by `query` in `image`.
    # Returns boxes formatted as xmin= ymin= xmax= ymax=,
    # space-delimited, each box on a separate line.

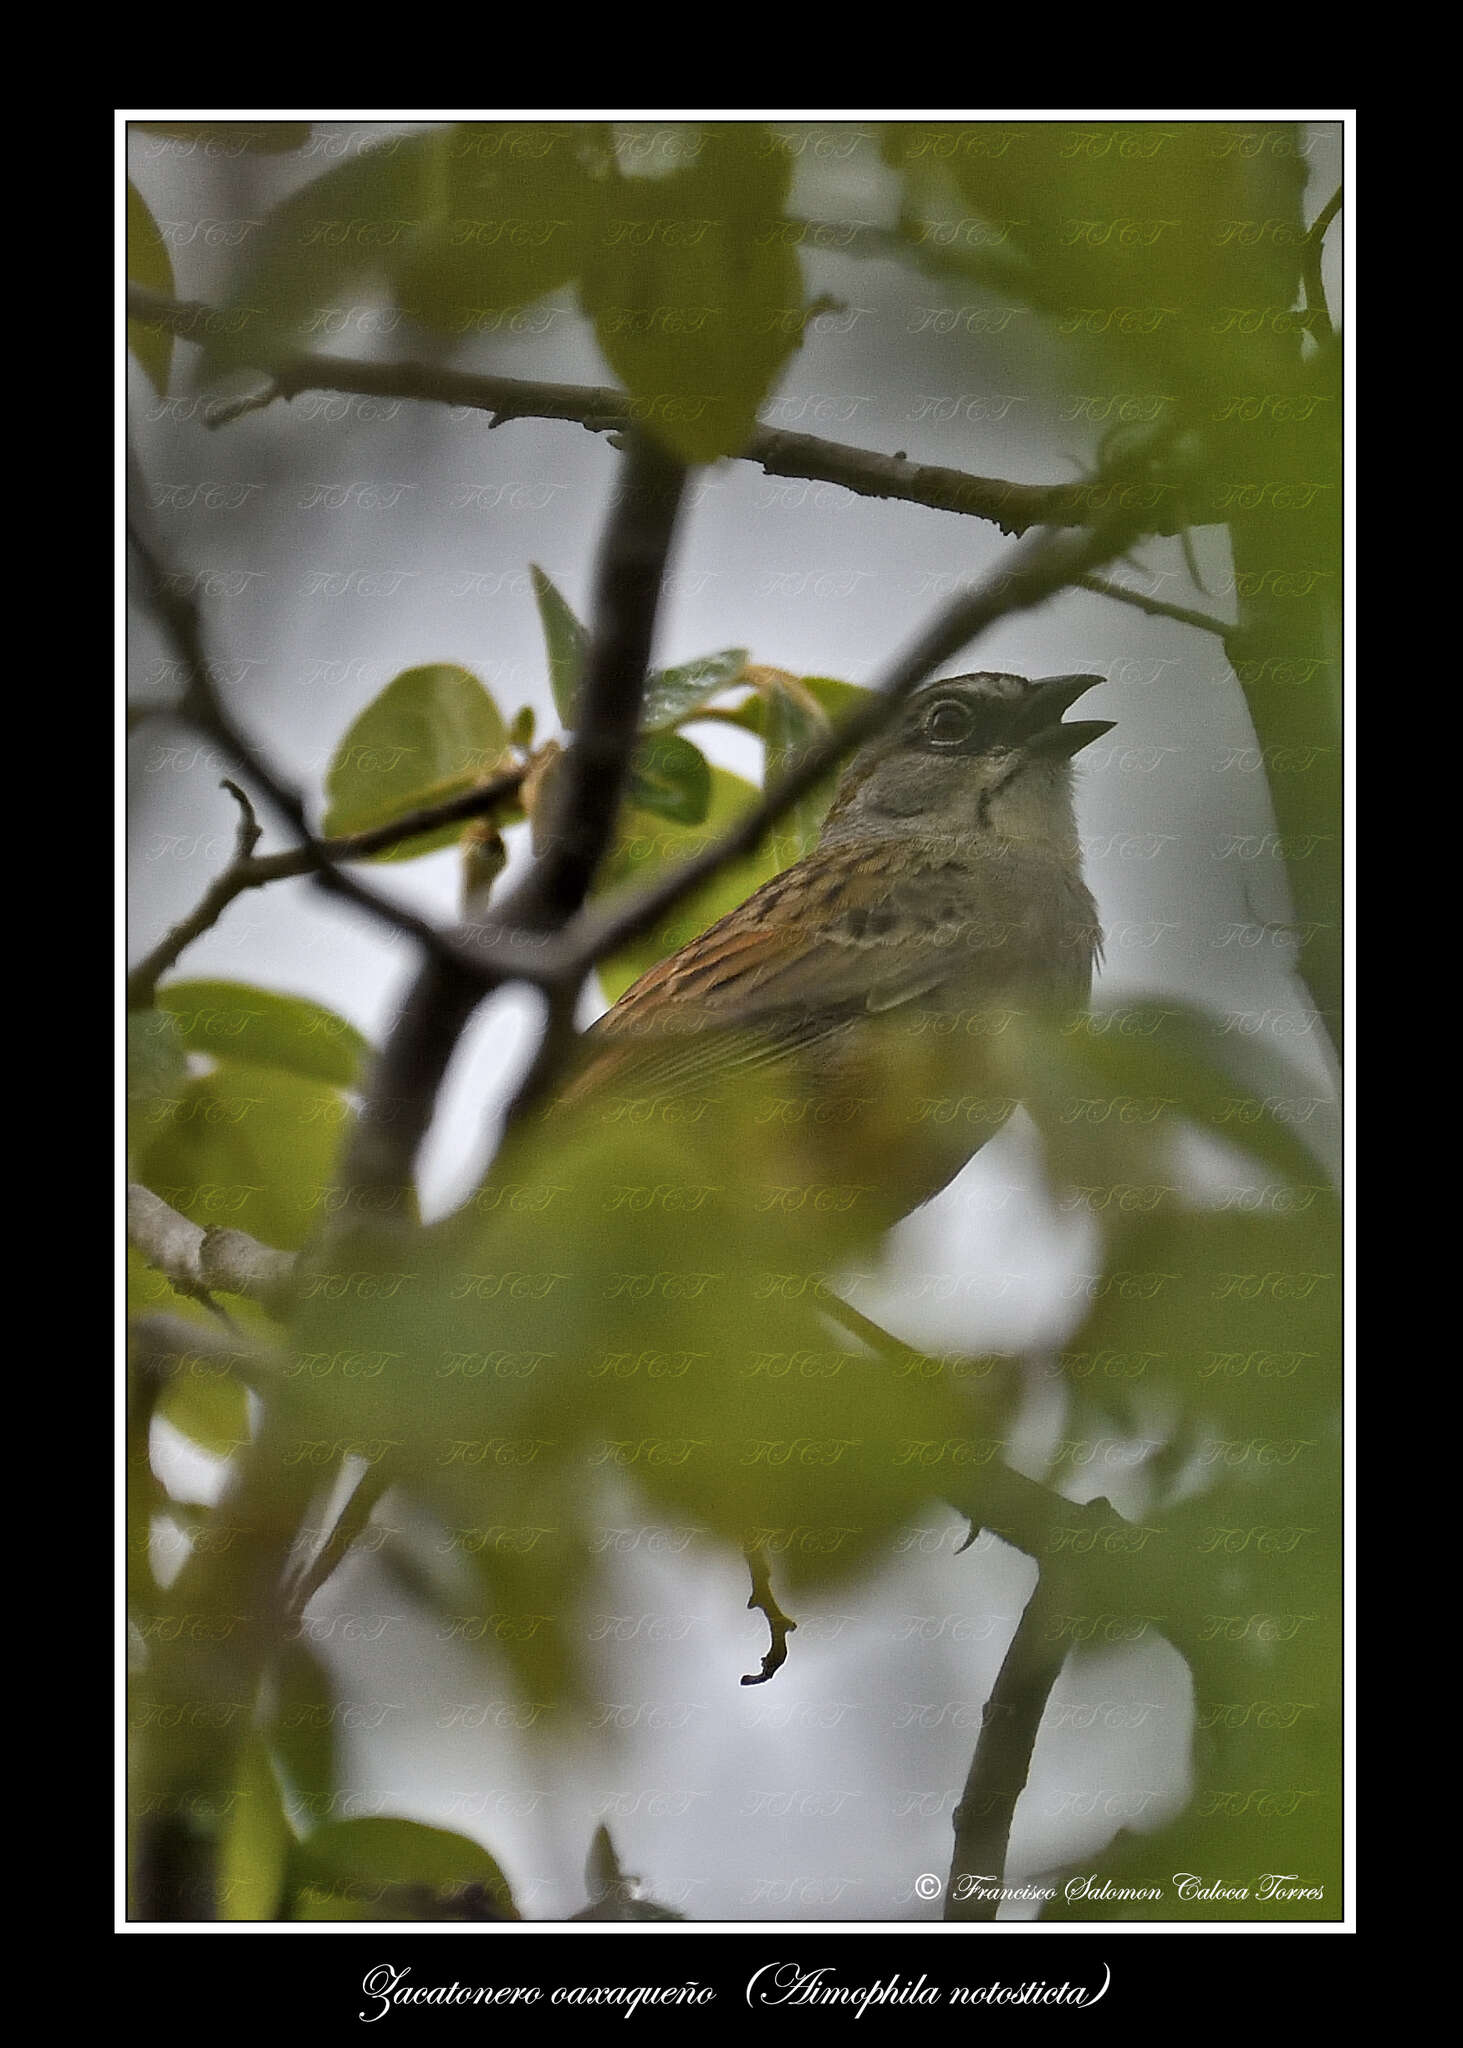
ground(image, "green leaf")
xmin=199 ymin=130 xmax=443 ymax=379
xmin=593 ymin=765 xmax=783 ymax=1003
xmin=726 ymin=670 xmax=871 ymax=740
xmin=729 ymin=669 xmax=869 ymax=863
xmin=156 ymin=1362 xmax=252 ymax=1459
xmin=1011 ymin=1002 xmax=1336 ymax=1197
xmin=1056 ymin=1422 xmax=1341 ymax=1919
xmin=278 ymin=1076 xmax=990 ymax=1712
xmin=323 ymin=665 xmax=509 ymax=861
xmin=880 ymin=121 xmax=1310 ymax=407
xmin=530 ymin=565 xmax=589 ymax=724
xmin=581 ymin=124 xmax=809 ymax=462
xmin=1052 ymin=1003 xmax=1334 ymax=1188
xmin=159 ymin=980 xmax=370 ymax=1091
xmin=641 ymin=648 xmax=748 ymax=730
xmin=800 ymin=673 xmax=872 ymax=723
xmin=218 ymin=1735 xmax=292 ymax=1922
xmin=126 ymin=180 xmax=174 ymax=396
xmin=394 ymin=122 xmax=602 ymax=335
xmin=269 ymin=1641 xmax=337 ymax=1816
xmin=133 ymin=1062 xmax=352 ymax=1253
xmin=1058 ymin=1203 xmax=1339 ymax=1433
xmin=627 ymin=733 xmax=711 ymax=826
xmin=289 ymin=1817 xmax=518 ymax=1921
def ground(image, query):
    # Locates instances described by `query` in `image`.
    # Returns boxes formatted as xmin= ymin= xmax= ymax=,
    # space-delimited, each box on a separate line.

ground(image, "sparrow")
xmin=560 ymin=671 xmax=1113 ymax=1231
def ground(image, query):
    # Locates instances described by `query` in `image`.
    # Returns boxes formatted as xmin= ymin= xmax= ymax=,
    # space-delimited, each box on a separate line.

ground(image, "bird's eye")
xmin=923 ymin=697 xmax=974 ymax=747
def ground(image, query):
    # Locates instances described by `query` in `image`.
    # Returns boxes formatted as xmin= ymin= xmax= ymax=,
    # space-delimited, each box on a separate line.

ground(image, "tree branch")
xmin=340 ymin=486 xmax=1154 ymax=1201
xmin=127 ymin=1183 xmax=295 ymax=1312
xmin=126 ymin=764 xmax=525 ymax=1010
xmin=1301 ymin=183 xmax=1343 ymax=348
xmin=126 ymin=496 xmax=505 ymax=985
xmin=127 ymin=779 xmax=258 ymax=1007
xmin=130 ymin=359 xmax=1178 ymax=1215
xmin=945 ymin=1564 xmax=1068 ymax=1922
xmin=129 ymin=1311 xmax=284 ymax=1390
xmin=561 ymin=511 xmax=1148 ymax=976
xmin=126 ymin=285 xmax=1185 ymax=539
xmin=341 ymin=430 xmax=689 ymax=1204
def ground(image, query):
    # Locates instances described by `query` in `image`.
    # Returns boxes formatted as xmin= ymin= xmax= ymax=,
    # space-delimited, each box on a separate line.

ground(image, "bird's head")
xmin=819 ymin=670 xmax=1114 ymax=855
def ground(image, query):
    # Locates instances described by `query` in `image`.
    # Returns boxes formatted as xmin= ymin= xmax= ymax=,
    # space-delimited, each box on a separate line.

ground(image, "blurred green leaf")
xmin=218 ymin=1735 xmax=292 ymax=1921
xmin=1059 ymin=1443 xmax=1341 ymax=1920
xmin=1022 ymin=1002 xmax=1336 ymax=1191
xmin=581 ymin=124 xmax=808 ymax=462
xmin=395 ymin=123 xmax=602 ymax=334
xmin=127 ymin=1007 xmax=187 ymax=1124
xmin=133 ymin=1061 xmax=351 ymax=1252
xmin=126 ymin=180 xmax=173 ymax=396
xmin=156 ymin=1360 xmax=252 ymax=1459
xmin=199 ymin=130 xmax=443 ymax=378
xmin=159 ymin=980 xmax=369 ymax=1091
xmin=880 ymin=120 xmax=1310 ymax=412
xmin=289 ymin=1817 xmax=518 ymax=1921
xmin=323 ymin=664 xmax=509 ymax=861
xmin=800 ymin=673 xmax=872 ymax=723
xmin=1060 ymin=1204 xmax=1339 ymax=1433
xmin=278 ymin=1077 xmax=989 ymax=1699
xmin=269 ymin=1641 xmax=337 ymax=1816
xmin=628 ymin=733 xmax=711 ymax=826
xmin=530 ymin=565 xmax=588 ymax=725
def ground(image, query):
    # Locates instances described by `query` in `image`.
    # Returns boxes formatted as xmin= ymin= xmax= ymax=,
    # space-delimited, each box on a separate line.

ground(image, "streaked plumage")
xmin=560 ymin=670 xmax=1110 ymax=1223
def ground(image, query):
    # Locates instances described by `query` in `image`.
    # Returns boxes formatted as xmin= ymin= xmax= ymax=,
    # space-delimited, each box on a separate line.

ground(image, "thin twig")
xmin=126 ymin=493 xmax=510 ymax=983
xmin=1075 ymin=573 xmax=1233 ymax=641
xmin=342 ymin=485 xmax=1153 ymax=1200
xmin=126 ymin=763 xmax=525 ymax=1010
xmin=813 ymin=1292 xmax=1139 ymax=1569
xmin=561 ymin=511 xmax=1149 ymax=976
xmin=127 ymin=779 xmax=257 ymax=1007
xmin=127 ymin=285 xmax=1188 ymax=540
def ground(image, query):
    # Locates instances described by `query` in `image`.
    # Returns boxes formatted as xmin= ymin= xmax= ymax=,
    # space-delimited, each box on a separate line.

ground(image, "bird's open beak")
xmin=1014 ymin=673 xmax=1115 ymax=759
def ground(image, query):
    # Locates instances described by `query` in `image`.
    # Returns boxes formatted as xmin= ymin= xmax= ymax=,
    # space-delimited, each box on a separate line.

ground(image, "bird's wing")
xmin=561 ymin=841 xmax=1016 ymax=1103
